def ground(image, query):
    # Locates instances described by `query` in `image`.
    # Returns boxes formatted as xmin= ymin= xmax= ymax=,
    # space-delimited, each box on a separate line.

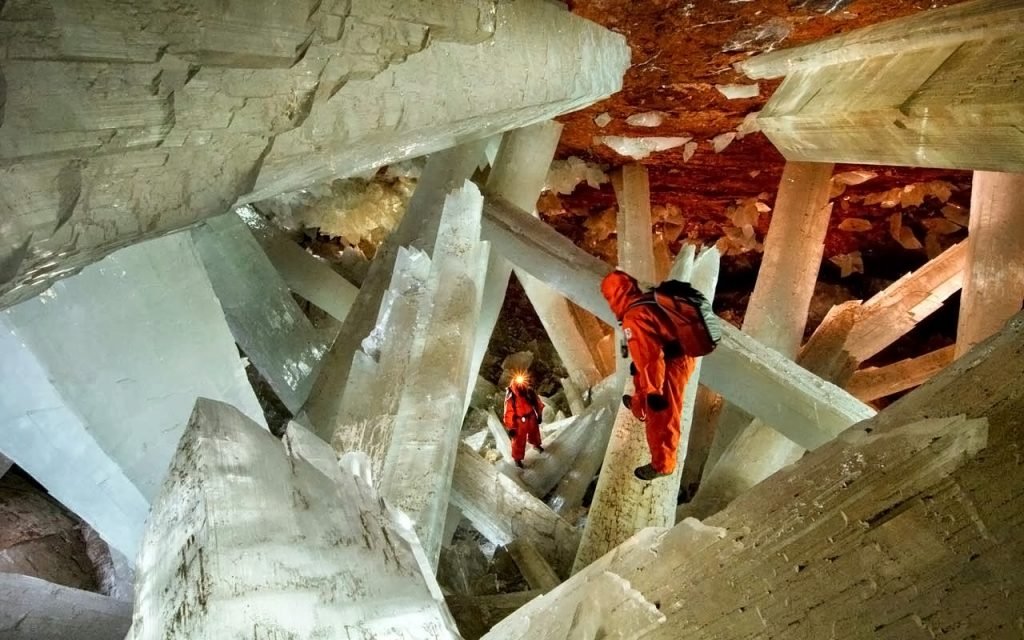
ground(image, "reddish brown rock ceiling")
xmin=546 ymin=0 xmax=972 ymax=283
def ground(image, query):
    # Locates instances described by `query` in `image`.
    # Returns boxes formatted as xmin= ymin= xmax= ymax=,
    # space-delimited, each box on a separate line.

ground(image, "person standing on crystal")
xmin=601 ymin=270 xmax=705 ymax=481
xmin=503 ymin=373 xmax=545 ymax=469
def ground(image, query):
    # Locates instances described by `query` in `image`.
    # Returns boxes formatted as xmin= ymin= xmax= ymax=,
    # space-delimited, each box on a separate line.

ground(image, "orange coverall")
xmin=601 ymin=270 xmax=696 ymax=474
xmin=503 ymin=386 xmax=544 ymax=462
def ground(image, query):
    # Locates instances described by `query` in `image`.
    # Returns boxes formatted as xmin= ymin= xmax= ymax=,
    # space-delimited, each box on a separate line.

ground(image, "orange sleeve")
xmin=622 ymin=313 xmax=665 ymax=396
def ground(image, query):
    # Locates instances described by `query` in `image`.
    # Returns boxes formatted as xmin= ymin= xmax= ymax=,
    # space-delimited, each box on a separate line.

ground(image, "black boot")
xmin=634 ymin=463 xmax=671 ymax=481
xmin=535 ymin=445 xmax=545 ymax=453
xmin=515 ymin=460 xmax=525 ymax=469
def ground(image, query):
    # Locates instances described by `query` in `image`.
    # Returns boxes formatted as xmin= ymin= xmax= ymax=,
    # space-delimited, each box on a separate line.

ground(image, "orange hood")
xmin=601 ymin=270 xmax=642 ymax=321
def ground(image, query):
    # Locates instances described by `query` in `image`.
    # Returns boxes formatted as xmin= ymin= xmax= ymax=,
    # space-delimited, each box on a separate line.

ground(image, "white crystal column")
xmin=573 ymin=166 xmax=661 ymax=573
xmin=471 ymin=254 xmax=515 ymax=403
xmin=743 ymin=162 xmax=834 ymax=356
xmin=331 ymin=248 xmax=432 ymax=482
xmin=561 ymin=376 xmax=586 ymax=416
xmin=506 ymin=539 xmax=561 ymax=592
xmin=693 ymin=163 xmax=834 ymax=518
xmin=486 ymin=569 xmax=665 ymax=640
xmin=548 ymin=374 xmax=625 ymax=517
xmin=796 ymin=300 xmax=861 ymax=385
xmin=613 ymin=164 xmax=657 ymax=283
xmin=0 ymin=328 xmax=149 ymax=560
xmin=0 ymin=573 xmax=132 ymax=640
xmin=571 ymin=303 xmax=619 ymax=378
xmin=846 ymin=241 xmax=967 ymax=363
xmin=304 ymin=143 xmax=486 ymax=441
xmin=484 ymin=410 xmax=515 ymax=464
xmin=569 ymin=363 xmax=645 ymax=567
xmin=484 ymin=528 xmax=671 ymax=640
xmin=487 ymin=123 xmax=564 ymax=212
xmin=450 ymin=443 xmax=581 ymax=577
xmin=956 ymin=171 xmax=1024 ymax=358
xmin=741 ymin=3 xmax=1024 ymax=172
xmin=249 ymin=1 xmax=631 ymax=201
xmin=518 ymin=274 xmax=605 ymax=390
xmin=239 ymin=206 xmax=359 ymax=323
xmin=707 ymin=165 xmax=833 ymax=460
xmin=283 ymin=420 xmax=345 ymax=486
xmin=0 ymin=233 xmax=263 ymax=559
xmin=678 ymin=385 xmax=724 ymax=496
xmin=848 ymin=345 xmax=956 ymax=402
xmin=684 ymin=307 xmax=863 ymax=522
xmin=130 ymin=398 xmax=459 ymax=640
xmin=707 ymin=324 xmax=875 ymax=447
xmin=193 ymin=212 xmax=328 ymax=414
xmin=468 ymin=121 xmax=564 ymax=411
xmin=665 ymin=248 xmax=721 ymax=497
xmin=1 ymin=1 xmax=629 ymax=310
xmin=380 ymin=182 xmax=489 ymax=568
xmin=481 ymin=198 xmax=613 ymax=326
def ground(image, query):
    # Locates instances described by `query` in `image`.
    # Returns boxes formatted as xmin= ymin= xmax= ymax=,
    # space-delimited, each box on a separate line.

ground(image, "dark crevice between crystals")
xmin=238 ymin=345 xmax=292 ymax=436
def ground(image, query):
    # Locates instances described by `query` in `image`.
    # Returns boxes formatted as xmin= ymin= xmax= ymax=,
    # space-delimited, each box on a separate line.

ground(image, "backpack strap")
xmin=624 ymin=291 xmax=687 ymax=358
xmin=625 ymin=291 xmax=684 ymax=327
xmin=624 ymin=291 xmax=658 ymax=315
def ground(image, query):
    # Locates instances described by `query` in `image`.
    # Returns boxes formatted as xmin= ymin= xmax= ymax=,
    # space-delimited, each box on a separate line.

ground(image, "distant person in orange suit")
xmin=503 ymin=373 xmax=544 ymax=469
xmin=601 ymin=270 xmax=698 ymax=481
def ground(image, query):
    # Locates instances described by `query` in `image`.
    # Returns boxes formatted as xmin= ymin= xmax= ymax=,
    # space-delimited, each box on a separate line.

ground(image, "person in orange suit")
xmin=503 ymin=374 xmax=545 ymax=469
xmin=601 ymin=270 xmax=697 ymax=481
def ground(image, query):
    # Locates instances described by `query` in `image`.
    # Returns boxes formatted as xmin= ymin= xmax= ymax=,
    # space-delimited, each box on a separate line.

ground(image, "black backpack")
xmin=630 ymin=280 xmax=721 ymax=357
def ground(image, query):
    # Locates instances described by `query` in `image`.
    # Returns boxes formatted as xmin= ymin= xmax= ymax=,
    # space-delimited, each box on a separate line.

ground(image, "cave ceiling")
xmin=547 ymin=0 xmax=972 ymax=304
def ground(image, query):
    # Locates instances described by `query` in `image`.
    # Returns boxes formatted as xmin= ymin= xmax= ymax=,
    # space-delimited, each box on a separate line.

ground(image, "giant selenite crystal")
xmin=0 ymin=573 xmax=132 ymax=640
xmin=451 ymin=443 xmax=581 ymax=578
xmin=844 ymin=240 xmax=966 ymax=363
xmin=193 ymin=212 xmax=329 ymax=414
xmin=238 ymin=205 xmax=359 ymax=324
xmin=331 ymin=246 xmax=432 ymax=482
xmin=847 ymin=345 xmax=955 ymax=402
xmin=380 ymin=181 xmax=490 ymax=568
xmin=0 ymin=0 xmax=629 ymax=309
xmin=688 ymin=163 xmax=833 ymax=520
xmin=740 ymin=1 xmax=1024 ymax=172
xmin=489 ymin=412 xmax=989 ymax=639
xmin=955 ymin=171 xmax=1024 ymax=358
xmin=548 ymin=374 xmax=625 ymax=517
xmin=0 ymin=233 xmax=264 ymax=559
xmin=742 ymin=162 xmax=834 ymax=357
xmin=612 ymin=164 xmax=656 ymax=283
xmin=130 ymin=398 xmax=460 ymax=640
xmin=305 ymin=142 xmax=487 ymax=442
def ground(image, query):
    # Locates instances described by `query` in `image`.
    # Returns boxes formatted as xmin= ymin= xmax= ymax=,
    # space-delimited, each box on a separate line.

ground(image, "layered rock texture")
xmin=0 ymin=0 xmax=628 ymax=308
